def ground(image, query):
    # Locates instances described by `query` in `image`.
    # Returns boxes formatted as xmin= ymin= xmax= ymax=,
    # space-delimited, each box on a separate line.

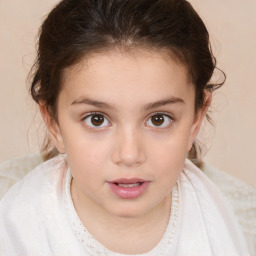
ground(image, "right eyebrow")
xmin=71 ymin=98 xmax=115 ymax=109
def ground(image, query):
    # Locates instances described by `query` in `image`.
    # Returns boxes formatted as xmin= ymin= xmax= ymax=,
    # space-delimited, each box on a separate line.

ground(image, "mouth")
xmin=112 ymin=178 xmax=145 ymax=185
xmin=108 ymin=178 xmax=150 ymax=199
xmin=115 ymin=182 xmax=143 ymax=188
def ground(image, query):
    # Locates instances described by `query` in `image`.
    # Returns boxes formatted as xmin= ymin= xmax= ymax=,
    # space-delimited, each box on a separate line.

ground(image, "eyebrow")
xmin=71 ymin=98 xmax=111 ymax=109
xmin=71 ymin=97 xmax=185 ymax=110
xmin=143 ymin=97 xmax=184 ymax=110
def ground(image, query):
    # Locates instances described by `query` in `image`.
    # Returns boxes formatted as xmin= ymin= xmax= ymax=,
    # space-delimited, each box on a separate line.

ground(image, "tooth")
xmin=118 ymin=183 xmax=141 ymax=188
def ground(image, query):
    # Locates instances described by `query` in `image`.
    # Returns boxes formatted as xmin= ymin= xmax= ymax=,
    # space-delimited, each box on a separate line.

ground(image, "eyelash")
xmin=82 ymin=112 xmax=111 ymax=129
xmin=145 ymin=113 xmax=173 ymax=128
xmin=82 ymin=112 xmax=174 ymax=130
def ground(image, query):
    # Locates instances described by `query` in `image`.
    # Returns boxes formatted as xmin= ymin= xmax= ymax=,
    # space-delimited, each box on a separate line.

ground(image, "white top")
xmin=0 ymin=155 xmax=251 ymax=256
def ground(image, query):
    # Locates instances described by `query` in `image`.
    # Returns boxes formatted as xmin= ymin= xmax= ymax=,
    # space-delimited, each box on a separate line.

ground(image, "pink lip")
xmin=111 ymin=178 xmax=145 ymax=184
xmin=108 ymin=178 xmax=150 ymax=199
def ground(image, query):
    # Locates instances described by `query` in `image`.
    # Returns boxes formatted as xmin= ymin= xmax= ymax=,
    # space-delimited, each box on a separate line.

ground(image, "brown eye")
xmin=84 ymin=113 xmax=110 ymax=128
xmin=91 ymin=114 xmax=104 ymax=126
xmin=146 ymin=114 xmax=172 ymax=128
xmin=151 ymin=114 xmax=164 ymax=126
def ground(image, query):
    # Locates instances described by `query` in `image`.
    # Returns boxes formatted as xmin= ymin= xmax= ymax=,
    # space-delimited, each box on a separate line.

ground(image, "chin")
xmin=107 ymin=203 xmax=150 ymax=218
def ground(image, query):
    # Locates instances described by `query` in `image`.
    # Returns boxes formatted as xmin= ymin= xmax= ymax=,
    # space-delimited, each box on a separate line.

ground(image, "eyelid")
xmin=82 ymin=111 xmax=109 ymax=119
xmin=145 ymin=112 xmax=174 ymax=128
xmin=82 ymin=111 xmax=111 ymax=129
xmin=147 ymin=112 xmax=174 ymax=121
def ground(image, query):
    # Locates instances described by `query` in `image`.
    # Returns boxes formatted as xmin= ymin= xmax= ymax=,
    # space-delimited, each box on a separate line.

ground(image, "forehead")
xmin=63 ymin=48 xmax=190 ymax=80
xmin=60 ymin=49 xmax=194 ymax=107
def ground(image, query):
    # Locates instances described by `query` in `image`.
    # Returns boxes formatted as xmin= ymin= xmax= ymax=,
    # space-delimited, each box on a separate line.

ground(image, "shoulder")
xmin=0 ymin=155 xmax=87 ymax=255
xmin=180 ymin=159 xmax=253 ymax=255
xmin=181 ymin=158 xmax=246 ymax=213
xmin=0 ymin=154 xmax=68 ymax=223
xmin=200 ymin=161 xmax=256 ymax=256
xmin=0 ymin=154 xmax=43 ymax=199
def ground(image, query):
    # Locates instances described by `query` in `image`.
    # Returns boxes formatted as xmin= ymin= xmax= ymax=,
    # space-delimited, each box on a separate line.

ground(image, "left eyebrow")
xmin=143 ymin=97 xmax=185 ymax=111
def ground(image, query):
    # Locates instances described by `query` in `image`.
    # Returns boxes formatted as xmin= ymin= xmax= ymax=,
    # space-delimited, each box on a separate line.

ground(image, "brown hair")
xmin=30 ymin=0 xmax=225 ymax=163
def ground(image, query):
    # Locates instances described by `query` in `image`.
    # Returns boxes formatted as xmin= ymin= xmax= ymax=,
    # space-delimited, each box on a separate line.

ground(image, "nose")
xmin=111 ymin=127 xmax=146 ymax=167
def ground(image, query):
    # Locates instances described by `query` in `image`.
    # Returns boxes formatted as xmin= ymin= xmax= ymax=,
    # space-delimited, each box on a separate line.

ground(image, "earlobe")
xmin=187 ymin=90 xmax=212 ymax=151
xmin=39 ymin=103 xmax=65 ymax=154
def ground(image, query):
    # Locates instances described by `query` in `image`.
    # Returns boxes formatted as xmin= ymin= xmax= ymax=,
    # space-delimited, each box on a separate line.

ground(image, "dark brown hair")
xmin=30 ymin=0 xmax=225 ymax=162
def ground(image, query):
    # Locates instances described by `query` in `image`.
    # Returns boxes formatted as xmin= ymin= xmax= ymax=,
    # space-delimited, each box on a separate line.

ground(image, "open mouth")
xmin=115 ymin=182 xmax=143 ymax=188
xmin=108 ymin=179 xmax=149 ymax=199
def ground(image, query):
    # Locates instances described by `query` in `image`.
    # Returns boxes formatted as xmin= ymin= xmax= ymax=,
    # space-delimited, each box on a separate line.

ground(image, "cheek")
xmin=64 ymin=135 xmax=111 ymax=181
xmin=68 ymin=152 xmax=104 ymax=191
xmin=149 ymin=129 xmax=190 ymax=159
xmin=69 ymin=143 xmax=109 ymax=168
xmin=147 ymin=131 xmax=189 ymax=178
xmin=62 ymin=123 xmax=110 ymax=158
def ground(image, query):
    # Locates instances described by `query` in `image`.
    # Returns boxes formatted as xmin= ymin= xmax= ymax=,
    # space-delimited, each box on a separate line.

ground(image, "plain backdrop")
xmin=0 ymin=0 xmax=256 ymax=188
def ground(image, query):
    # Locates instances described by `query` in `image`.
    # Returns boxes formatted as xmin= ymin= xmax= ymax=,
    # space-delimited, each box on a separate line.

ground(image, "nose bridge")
xmin=112 ymin=124 xmax=146 ymax=167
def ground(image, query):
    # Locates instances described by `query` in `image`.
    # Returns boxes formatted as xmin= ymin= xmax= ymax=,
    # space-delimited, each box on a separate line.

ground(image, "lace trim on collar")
xmin=64 ymin=167 xmax=180 ymax=256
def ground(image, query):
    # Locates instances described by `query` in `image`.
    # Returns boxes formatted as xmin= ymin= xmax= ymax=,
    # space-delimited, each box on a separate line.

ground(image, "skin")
xmin=40 ymin=49 xmax=211 ymax=254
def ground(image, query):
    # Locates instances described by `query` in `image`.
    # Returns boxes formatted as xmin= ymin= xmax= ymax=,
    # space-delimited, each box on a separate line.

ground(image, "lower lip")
xmin=108 ymin=182 xmax=150 ymax=199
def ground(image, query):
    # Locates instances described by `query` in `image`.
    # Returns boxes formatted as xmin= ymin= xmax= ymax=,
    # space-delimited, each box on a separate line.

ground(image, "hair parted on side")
xmin=29 ymin=0 xmax=225 ymax=163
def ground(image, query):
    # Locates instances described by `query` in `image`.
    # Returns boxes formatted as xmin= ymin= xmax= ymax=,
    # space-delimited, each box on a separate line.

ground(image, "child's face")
xmin=42 ymin=49 xmax=209 ymax=218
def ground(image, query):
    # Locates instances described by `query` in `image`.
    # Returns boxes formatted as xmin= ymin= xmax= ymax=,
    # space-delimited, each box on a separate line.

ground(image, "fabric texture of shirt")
xmin=0 ymin=155 xmax=251 ymax=256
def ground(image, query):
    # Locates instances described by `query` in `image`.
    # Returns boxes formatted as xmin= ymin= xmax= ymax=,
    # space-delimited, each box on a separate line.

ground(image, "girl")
xmin=0 ymin=0 xmax=251 ymax=255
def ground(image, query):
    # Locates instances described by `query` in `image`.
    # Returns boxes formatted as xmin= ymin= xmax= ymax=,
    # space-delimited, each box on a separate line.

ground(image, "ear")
xmin=187 ymin=90 xmax=212 ymax=151
xmin=39 ymin=103 xmax=66 ymax=154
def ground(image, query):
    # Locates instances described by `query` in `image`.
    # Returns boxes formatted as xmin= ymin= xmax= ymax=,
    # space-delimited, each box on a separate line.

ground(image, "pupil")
xmin=91 ymin=115 xmax=104 ymax=126
xmin=152 ymin=115 xmax=164 ymax=126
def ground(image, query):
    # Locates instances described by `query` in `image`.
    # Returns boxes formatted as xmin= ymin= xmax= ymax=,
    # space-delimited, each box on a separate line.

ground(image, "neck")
xmin=71 ymin=179 xmax=172 ymax=254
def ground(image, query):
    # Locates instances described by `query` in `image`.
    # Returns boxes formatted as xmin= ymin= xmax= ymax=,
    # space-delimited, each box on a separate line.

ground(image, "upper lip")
xmin=109 ymin=178 xmax=147 ymax=184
